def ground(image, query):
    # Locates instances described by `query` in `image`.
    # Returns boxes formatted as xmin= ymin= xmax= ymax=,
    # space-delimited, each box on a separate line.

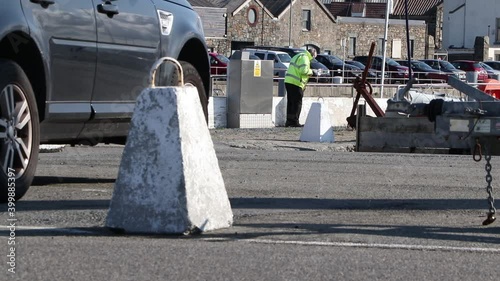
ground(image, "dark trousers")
xmin=285 ymin=83 xmax=303 ymax=125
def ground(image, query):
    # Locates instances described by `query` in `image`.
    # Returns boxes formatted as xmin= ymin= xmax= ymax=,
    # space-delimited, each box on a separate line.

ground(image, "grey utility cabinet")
xmin=226 ymin=51 xmax=274 ymax=128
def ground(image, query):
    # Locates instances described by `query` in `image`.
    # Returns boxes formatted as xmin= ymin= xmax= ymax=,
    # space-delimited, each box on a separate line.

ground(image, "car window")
xmin=347 ymin=61 xmax=366 ymax=69
xmin=254 ymin=53 xmax=265 ymax=60
xmin=216 ymin=54 xmax=229 ymax=63
xmin=440 ymin=60 xmax=456 ymax=70
xmin=413 ymin=61 xmax=433 ymax=70
xmin=480 ymin=62 xmax=493 ymax=71
xmin=277 ymin=53 xmax=291 ymax=63
xmin=386 ymin=58 xmax=401 ymax=67
xmin=329 ymin=56 xmax=343 ymax=64
xmin=473 ymin=62 xmax=483 ymax=68
xmin=427 ymin=61 xmax=438 ymax=69
xmin=267 ymin=54 xmax=276 ymax=61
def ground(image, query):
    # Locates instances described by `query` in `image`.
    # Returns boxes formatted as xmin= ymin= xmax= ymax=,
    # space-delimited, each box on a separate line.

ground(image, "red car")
xmin=209 ymin=52 xmax=229 ymax=75
xmin=451 ymin=60 xmax=488 ymax=82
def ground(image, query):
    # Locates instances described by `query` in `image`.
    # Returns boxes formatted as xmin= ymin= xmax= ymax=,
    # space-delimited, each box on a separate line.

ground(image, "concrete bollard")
xmin=300 ymin=100 xmax=335 ymax=143
xmin=106 ymin=58 xmax=233 ymax=234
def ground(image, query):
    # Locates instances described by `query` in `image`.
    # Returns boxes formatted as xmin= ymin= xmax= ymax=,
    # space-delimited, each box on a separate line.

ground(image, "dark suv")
xmin=353 ymin=55 xmax=409 ymax=83
xmin=315 ymin=54 xmax=362 ymax=82
xmin=0 ymin=0 xmax=210 ymax=202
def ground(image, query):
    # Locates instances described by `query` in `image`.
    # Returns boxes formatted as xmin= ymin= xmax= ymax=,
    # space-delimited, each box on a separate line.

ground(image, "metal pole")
xmin=404 ymin=0 xmax=412 ymax=80
xmin=380 ymin=0 xmax=391 ymax=98
xmin=289 ymin=0 xmax=292 ymax=47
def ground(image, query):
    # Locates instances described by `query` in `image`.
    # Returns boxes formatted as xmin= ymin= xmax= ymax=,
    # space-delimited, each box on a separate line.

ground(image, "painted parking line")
xmin=203 ymin=238 xmax=500 ymax=254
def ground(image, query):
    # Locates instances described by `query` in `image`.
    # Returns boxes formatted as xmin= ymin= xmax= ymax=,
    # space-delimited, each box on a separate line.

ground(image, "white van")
xmin=242 ymin=48 xmax=292 ymax=76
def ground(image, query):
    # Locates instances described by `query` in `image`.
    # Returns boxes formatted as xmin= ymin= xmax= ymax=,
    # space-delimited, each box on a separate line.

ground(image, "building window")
xmin=348 ymin=37 xmax=357 ymax=57
xmin=302 ymin=10 xmax=311 ymax=31
xmin=247 ymin=6 xmax=258 ymax=27
xmin=496 ymin=18 xmax=500 ymax=42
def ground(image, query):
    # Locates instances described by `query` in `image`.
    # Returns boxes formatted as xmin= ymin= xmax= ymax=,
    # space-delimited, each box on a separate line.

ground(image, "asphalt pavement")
xmin=2 ymin=127 xmax=500 ymax=281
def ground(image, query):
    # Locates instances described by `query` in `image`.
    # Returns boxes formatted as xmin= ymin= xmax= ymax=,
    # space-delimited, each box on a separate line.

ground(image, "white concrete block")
xmin=208 ymin=96 xmax=227 ymax=129
xmin=106 ymin=85 xmax=233 ymax=234
xmin=211 ymin=97 xmax=390 ymax=128
xmin=272 ymin=97 xmax=287 ymax=127
xmin=300 ymin=101 xmax=335 ymax=143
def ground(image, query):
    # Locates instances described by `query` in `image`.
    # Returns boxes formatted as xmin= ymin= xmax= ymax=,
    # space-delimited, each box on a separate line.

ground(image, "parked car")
xmin=309 ymin=59 xmax=331 ymax=83
xmin=245 ymin=46 xmax=330 ymax=82
xmin=353 ymin=55 xmax=409 ymax=83
xmin=0 ymin=0 xmax=210 ymax=202
xmin=479 ymin=62 xmax=500 ymax=80
xmin=451 ymin=60 xmax=488 ymax=82
xmin=241 ymin=48 xmax=291 ymax=76
xmin=250 ymin=45 xmax=303 ymax=58
xmin=315 ymin=54 xmax=362 ymax=82
xmin=420 ymin=59 xmax=467 ymax=81
xmin=482 ymin=61 xmax=500 ymax=71
xmin=344 ymin=60 xmax=383 ymax=82
xmin=209 ymin=52 xmax=229 ymax=75
xmin=395 ymin=59 xmax=449 ymax=82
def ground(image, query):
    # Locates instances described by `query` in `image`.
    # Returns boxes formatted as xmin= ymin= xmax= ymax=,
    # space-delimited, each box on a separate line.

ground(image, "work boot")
xmin=285 ymin=121 xmax=303 ymax=127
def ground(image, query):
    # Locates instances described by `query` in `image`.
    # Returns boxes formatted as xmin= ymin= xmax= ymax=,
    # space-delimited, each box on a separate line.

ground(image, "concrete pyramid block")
xmin=300 ymin=101 xmax=335 ymax=143
xmin=106 ymin=85 xmax=233 ymax=234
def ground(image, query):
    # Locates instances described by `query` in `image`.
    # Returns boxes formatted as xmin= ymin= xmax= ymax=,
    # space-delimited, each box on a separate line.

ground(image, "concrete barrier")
xmin=107 ymin=58 xmax=233 ymax=234
xmin=300 ymin=101 xmax=335 ymax=143
xmin=209 ymin=96 xmax=390 ymax=129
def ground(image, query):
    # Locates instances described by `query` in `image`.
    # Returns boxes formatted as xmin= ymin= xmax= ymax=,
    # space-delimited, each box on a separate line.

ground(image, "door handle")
xmin=30 ymin=0 xmax=55 ymax=8
xmin=97 ymin=2 xmax=119 ymax=18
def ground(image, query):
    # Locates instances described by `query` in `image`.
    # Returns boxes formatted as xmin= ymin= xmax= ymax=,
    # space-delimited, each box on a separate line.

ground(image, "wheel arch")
xmin=0 ymin=31 xmax=46 ymax=122
xmin=177 ymin=38 xmax=210 ymax=98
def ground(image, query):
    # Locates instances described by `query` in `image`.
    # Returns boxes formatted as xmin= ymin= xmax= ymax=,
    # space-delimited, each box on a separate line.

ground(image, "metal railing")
xmin=210 ymin=70 xmax=493 ymax=100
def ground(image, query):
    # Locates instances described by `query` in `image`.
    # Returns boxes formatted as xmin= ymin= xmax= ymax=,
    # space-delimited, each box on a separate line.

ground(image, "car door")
xmin=83 ymin=0 xmax=160 ymax=138
xmin=22 ymin=0 xmax=97 ymax=139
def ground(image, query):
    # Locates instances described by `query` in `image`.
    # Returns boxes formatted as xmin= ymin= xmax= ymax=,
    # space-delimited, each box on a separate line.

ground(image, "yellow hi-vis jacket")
xmin=284 ymin=51 xmax=313 ymax=89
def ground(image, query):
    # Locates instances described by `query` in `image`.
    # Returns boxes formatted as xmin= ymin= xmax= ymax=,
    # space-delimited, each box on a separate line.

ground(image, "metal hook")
xmin=473 ymin=138 xmax=482 ymax=162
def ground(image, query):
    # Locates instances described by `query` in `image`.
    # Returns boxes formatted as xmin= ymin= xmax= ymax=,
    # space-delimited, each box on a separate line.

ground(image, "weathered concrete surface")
xmin=106 ymin=86 xmax=233 ymax=234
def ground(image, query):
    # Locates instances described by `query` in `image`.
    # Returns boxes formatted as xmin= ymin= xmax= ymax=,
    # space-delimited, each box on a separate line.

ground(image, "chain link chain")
xmin=485 ymin=153 xmax=496 ymax=216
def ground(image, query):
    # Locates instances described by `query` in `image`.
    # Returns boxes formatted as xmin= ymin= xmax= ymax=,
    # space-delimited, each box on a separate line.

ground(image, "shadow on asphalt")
xmin=12 ymin=198 xmax=489 ymax=211
xmin=204 ymin=224 xmax=500 ymax=245
xmin=15 ymin=199 xmax=110 ymax=211
xmin=32 ymin=176 xmax=115 ymax=185
xmin=230 ymin=197 xmax=492 ymax=210
xmin=11 ymin=197 xmax=491 ymax=212
xmin=2 ymin=198 xmax=499 ymax=243
xmin=1 ymin=223 xmax=499 ymax=245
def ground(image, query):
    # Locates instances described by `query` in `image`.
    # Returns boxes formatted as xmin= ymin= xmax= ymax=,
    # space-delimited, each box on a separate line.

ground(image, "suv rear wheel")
xmin=0 ymin=59 xmax=40 ymax=203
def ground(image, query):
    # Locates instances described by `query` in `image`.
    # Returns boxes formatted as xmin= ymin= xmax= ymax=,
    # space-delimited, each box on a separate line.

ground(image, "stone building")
xmin=191 ymin=0 xmax=430 ymax=59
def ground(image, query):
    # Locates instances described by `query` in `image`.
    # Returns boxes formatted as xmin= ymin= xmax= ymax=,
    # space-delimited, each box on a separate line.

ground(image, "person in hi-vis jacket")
xmin=284 ymin=48 xmax=316 ymax=127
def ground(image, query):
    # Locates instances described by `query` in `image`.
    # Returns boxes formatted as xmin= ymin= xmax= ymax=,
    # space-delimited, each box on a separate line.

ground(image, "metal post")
xmin=355 ymin=104 xmax=366 ymax=152
xmin=381 ymin=0 xmax=391 ymax=98
xmin=404 ymin=0 xmax=412 ymax=80
xmin=289 ymin=0 xmax=292 ymax=47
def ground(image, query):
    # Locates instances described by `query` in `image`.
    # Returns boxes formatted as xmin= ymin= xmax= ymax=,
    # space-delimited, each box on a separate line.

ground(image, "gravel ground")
xmin=209 ymin=127 xmax=356 ymax=151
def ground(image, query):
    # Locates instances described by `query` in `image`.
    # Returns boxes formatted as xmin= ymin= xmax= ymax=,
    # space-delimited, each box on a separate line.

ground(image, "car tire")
xmin=167 ymin=61 xmax=208 ymax=123
xmin=0 ymin=59 xmax=40 ymax=203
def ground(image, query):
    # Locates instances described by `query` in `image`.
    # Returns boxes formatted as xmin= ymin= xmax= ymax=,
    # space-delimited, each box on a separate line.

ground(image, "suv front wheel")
xmin=0 ymin=59 xmax=40 ymax=203
xmin=167 ymin=61 xmax=208 ymax=122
